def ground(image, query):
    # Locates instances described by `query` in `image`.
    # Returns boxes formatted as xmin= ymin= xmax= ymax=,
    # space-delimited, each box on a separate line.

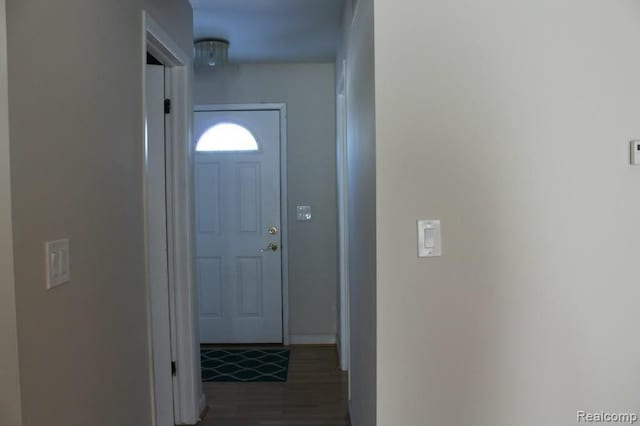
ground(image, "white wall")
xmin=0 ymin=0 xmax=21 ymax=424
xmin=338 ymin=0 xmax=377 ymax=424
xmin=6 ymin=0 xmax=192 ymax=424
xmin=194 ymin=63 xmax=339 ymax=339
xmin=375 ymin=1 xmax=640 ymax=425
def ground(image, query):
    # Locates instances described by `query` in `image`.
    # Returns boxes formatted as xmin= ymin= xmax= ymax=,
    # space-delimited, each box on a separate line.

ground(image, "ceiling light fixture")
xmin=194 ymin=38 xmax=230 ymax=69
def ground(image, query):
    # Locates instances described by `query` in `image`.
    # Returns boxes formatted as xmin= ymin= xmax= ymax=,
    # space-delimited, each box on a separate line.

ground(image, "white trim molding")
xmin=336 ymin=78 xmax=351 ymax=373
xmin=143 ymin=11 xmax=201 ymax=426
xmin=290 ymin=334 xmax=337 ymax=345
xmin=198 ymin=393 xmax=208 ymax=421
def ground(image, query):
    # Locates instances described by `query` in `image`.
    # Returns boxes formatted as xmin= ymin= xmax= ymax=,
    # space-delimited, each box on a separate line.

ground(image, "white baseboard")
xmin=176 ymin=392 xmax=207 ymax=425
xmin=198 ymin=393 xmax=207 ymax=421
xmin=289 ymin=334 xmax=337 ymax=345
xmin=336 ymin=333 xmax=350 ymax=371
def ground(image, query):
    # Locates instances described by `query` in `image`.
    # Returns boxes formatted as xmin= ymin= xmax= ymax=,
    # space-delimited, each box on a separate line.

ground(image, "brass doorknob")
xmin=261 ymin=243 xmax=279 ymax=252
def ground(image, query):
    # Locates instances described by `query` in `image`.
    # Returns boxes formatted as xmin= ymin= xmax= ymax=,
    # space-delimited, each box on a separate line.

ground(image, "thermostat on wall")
xmin=631 ymin=140 xmax=640 ymax=165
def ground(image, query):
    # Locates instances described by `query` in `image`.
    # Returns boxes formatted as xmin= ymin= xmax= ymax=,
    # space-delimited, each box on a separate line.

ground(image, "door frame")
xmin=143 ymin=12 xmax=204 ymax=426
xmin=194 ymin=103 xmax=290 ymax=346
xmin=337 ymin=61 xmax=351 ymax=374
xmin=144 ymin=62 xmax=174 ymax=425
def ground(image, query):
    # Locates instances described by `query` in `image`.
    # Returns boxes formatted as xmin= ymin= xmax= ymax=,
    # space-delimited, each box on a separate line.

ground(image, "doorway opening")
xmin=188 ymin=1 xmax=349 ymax=424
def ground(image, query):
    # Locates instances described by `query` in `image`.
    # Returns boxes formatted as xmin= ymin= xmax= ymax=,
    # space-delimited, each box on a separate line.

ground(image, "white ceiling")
xmin=190 ymin=0 xmax=345 ymax=63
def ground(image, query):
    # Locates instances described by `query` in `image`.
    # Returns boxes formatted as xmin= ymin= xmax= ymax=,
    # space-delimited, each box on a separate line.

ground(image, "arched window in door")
xmin=195 ymin=123 xmax=259 ymax=152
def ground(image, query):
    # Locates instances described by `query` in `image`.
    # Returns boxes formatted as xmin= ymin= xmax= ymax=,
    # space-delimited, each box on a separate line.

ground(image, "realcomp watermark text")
xmin=577 ymin=411 xmax=638 ymax=424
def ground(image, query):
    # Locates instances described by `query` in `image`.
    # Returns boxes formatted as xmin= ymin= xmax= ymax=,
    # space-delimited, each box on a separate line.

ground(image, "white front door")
xmin=195 ymin=109 xmax=283 ymax=343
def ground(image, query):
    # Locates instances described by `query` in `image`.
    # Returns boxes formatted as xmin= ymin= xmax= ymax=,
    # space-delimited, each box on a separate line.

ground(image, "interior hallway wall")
xmin=194 ymin=63 xmax=339 ymax=340
xmin=337 ymin=0 xmax=377 ymax=424
xmin=144 ymin=0 xmax=193 ymax=53
xmin=374 ymin=1 xmax=640 ymax=425
xmin=6 ymin=0 xmax=192 ymax=425
xmin=0 ymin=0 xmax=22 ymax=423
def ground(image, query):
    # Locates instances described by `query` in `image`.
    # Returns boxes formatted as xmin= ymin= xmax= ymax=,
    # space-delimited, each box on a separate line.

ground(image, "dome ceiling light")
xmin=194 ymin=38 xmax=230 ymax=69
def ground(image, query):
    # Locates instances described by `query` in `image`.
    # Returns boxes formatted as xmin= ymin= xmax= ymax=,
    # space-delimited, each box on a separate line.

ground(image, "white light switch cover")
xmin=418 ymin=220 xmax=442 ymax=257
xmin=297 ymin=205 xmax=312 ymax=221
xmin=45 ymin=239 xmax=70 ymax=289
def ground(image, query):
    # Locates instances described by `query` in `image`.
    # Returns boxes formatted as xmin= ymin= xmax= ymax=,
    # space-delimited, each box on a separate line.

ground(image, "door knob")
xmin=261 ymin=243 xmax=279 ymax=252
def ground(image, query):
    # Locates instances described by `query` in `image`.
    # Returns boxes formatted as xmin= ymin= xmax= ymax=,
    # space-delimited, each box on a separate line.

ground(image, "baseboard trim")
xmin=336 ymin=333 xmax=349 ymax=371
xmin=198 ymin=393 xmax=208 ymax=421
xmin=289 ymin=334 xmax=337 ymax=345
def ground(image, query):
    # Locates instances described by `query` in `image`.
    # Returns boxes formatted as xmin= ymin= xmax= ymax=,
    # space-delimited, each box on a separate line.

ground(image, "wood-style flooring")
xmin=199 ymin=345 xmax=349 ymax=426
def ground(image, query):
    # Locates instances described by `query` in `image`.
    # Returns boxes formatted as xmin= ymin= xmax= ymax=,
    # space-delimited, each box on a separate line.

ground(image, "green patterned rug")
xmin=201 ymin=348 xmax=290 ymax=382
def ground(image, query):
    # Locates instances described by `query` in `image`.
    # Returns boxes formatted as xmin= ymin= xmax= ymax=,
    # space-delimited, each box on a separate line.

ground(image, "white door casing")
xmin=337 ymin=90 xmax=351 ymax=373
xmin=337 ymin=60 xmax=352 ymax=402
xmin=195 ymin=109 xmax=284 ymax=344
xmin=144 ymin=12 xmax=203 ymax=425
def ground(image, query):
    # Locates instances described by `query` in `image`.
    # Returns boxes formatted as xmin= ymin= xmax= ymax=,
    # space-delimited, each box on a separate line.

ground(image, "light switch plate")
xmin=418 ymin=220 xmax=442 ymax=257
xmin=45 ymin=239 xmax=71 ymax=289
xmin=297 ymin=205 xmax=312 ymax=221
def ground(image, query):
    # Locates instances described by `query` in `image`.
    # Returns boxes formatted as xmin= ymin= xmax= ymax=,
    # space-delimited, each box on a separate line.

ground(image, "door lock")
xmin=268 ymin=226 xmax=278 ymax=235
xmin=261 ymin=243 xmax=279 ymax=252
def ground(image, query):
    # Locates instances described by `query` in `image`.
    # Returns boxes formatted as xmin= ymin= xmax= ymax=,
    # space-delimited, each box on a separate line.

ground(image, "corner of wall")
xmin=0 ymin=0 xmax=22 ymax=423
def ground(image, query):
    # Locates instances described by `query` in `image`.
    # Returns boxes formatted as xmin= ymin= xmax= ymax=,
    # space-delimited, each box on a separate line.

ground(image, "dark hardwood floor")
xmin=199 ymin=345 xmax=349 ymax=426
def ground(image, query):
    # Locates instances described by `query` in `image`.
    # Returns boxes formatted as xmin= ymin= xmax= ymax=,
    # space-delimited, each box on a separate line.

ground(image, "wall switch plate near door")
xmin=418 ymin=220 xmax=442 ymax=257
xmin=296 ymin=205 xmax=312 ymax=221
xmin=45 ymin=238 xmax=71 ymax=289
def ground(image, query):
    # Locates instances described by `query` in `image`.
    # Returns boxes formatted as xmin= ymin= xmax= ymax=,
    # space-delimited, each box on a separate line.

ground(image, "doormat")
xmin=201 ymin=348 xmax=290 ymax=382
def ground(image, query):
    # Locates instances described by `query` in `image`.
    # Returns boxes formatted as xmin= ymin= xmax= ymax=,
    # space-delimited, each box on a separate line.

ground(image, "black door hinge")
xmin=171 ymin=361 xmax=177 ymax=376
xmin=164 ymin=99 xmax=171 ymax=114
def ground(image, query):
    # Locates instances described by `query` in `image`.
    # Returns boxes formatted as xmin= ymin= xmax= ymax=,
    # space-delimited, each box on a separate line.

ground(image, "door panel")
xmin=195 ymin=109 xmax=282 ymax=343
xmin=145 ymin=64 xmax=175 ymax=425
xmin=237 ymin=256 xmax=263 ymax=316
xmin=238 ymin=163 xmax=260 ymax=233
xmin=195 ymin=163 xmax=221 ymax=234
xmin=197 ymin=257 xmax=222 ymax=317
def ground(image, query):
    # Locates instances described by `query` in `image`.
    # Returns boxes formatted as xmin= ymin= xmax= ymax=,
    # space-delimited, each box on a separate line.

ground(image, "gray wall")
xmin=0 ymin=0 xmax=21 ymax=424
xmin=6 ymin=0 xmax=192 ymax=425
xmin=144 ymin=0 xmax=193 ymax=54
xmin=375 ymin=0 xmax=640 ymax=425
xmin=194 ymin=63 xmax=339 ymax=338
xmin=338 ymin=0 xmax=377 ymax=424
